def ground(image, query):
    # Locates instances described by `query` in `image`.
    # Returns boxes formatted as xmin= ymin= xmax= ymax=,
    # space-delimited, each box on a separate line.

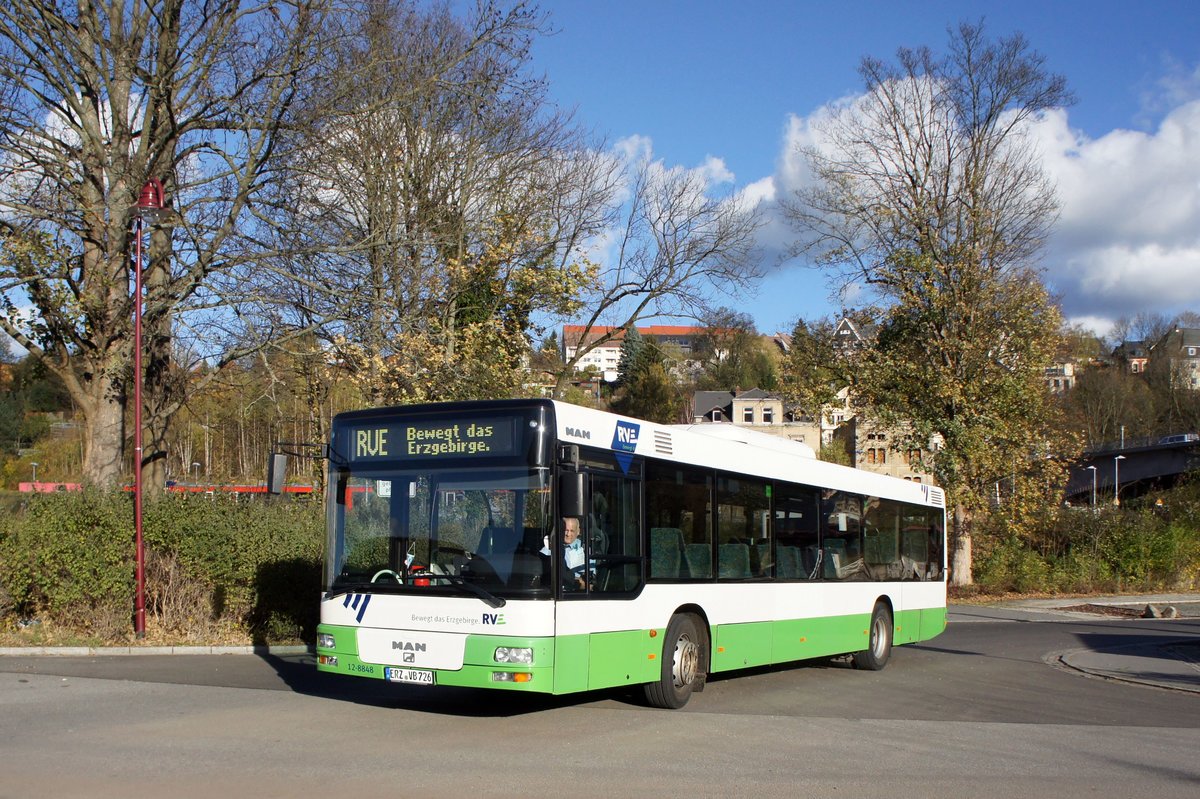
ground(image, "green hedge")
xmin=0 ymin=490 xmax=323 ymax=644
xmin=976 ymin=490 xmax=1200 ymax=594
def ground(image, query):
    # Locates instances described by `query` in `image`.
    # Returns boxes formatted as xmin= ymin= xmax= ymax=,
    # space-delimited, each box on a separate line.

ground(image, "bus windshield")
xmin=327 ymin=466 xmax=554 ymax=600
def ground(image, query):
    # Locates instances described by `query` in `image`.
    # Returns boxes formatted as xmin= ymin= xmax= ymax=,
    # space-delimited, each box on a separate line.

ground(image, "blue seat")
xmin=776 ymin=545 xmax=800 ymax=579
xmin=718 ymin=543 xmax=751 ymax=579
xmin=650 ymin=527 xmax=684 ymax=579
xmin=685 ymin=543 xmax=712 ymax=578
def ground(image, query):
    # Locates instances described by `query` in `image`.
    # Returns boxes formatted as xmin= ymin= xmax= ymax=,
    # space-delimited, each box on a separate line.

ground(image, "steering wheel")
xmin=370 ymin=569 xmax=403 ymax=583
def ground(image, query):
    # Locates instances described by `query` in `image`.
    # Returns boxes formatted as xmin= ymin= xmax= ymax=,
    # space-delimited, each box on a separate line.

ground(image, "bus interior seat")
xmin=901 ymin=529 xmax=929 ymax=562
xmin=776 ymin=545 xmax=800 ymax=579
xmin=801 ymin=546 xmax=819 ymax=575
xmin=823 ymin=539 xmax=846 ymax=579
xmin=685 ymin=543 xmax=712 ymax=578
xmin=588 ymin=514 xmax=609 ymax=555
xmin=718 ymin=543 xmax=751 ymax=579
xmin=650 ymin=527 xmax=684 ymax=578
xmin=478 ymin=526 xmax=520 ymax=582
xmin=753 ymin=543 xmax=771 ymax=577
xmin=508 ymin=552 xmax=542 ymax=588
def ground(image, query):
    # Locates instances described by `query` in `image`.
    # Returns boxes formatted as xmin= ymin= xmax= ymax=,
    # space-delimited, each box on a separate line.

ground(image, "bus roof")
xmin=552 ymin=400 xmax=943 ymax=509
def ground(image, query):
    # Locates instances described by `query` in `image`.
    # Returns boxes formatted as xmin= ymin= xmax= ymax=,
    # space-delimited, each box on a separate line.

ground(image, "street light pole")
xmin=1086 ymin=465 xmax=1097 ymax=508
xmin=133 ymin=178 xmax=166 ymax=638
xmin=31 ymin=461 xmax=38 ymax=484
xmin=1113 ymin=455 xmax=1126 ymax=507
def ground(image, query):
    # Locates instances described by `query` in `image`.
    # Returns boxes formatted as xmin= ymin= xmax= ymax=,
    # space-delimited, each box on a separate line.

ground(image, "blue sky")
xmin=532 ymin=0 xmax=1200 ymax=338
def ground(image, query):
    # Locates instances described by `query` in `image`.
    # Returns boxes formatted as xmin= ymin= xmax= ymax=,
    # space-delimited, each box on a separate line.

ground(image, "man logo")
xmin=392 ymin=641 xmax=427 ymax=652
xmin=566 ymin=427 xmax=591 ymax=440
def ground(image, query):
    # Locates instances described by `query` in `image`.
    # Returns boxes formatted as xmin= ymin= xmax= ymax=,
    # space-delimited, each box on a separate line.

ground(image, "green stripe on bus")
xmin=316 ymin=609 xmax=947 ymax=694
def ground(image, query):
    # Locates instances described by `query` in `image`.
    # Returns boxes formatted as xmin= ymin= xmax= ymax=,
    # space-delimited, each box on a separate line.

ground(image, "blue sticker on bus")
xmin=612 ymin=421 xmax=640 ymax=473
xmin=343 ymin=593 xmax=371 ymax=623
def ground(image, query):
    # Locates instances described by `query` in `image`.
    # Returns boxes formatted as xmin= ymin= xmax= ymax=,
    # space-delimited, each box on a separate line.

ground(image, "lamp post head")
xmin=1115 ymin=455 xmax=1126 ymax=461
xmin=136 ymin=177 xmax=168 ymax=223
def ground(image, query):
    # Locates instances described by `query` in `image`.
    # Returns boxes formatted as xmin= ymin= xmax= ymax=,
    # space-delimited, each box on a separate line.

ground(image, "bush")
xmin=975 ymin=481 xmax=1200 ymax=594
xmin=0 ymin=490 xmax=323 ymax=644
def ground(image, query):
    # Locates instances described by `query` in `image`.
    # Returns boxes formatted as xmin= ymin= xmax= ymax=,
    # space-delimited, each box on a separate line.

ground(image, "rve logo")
xmin=612 ymin=420 xmax=640 ymax=473
xmin=612 ymin=420 xmax=640 ymax=452
xmin=482 ymin=613 xmax=506 ymax=625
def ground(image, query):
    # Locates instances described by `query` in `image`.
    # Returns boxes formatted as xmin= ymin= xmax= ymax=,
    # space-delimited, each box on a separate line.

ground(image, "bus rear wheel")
xmin=644 ymin=614 xmax=705 ymax=709
xmin=852 ymin=603 xmax=893 ymax=671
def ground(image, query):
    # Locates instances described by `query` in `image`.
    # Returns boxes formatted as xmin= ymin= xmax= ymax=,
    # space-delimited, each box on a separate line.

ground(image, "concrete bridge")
xmin=1064 ymin=436 xmax=1200 ymax=506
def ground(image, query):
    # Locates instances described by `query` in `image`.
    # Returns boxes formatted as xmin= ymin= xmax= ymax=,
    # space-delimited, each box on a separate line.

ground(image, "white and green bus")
xmin=307 ymin=399 xmax=946 ymax=708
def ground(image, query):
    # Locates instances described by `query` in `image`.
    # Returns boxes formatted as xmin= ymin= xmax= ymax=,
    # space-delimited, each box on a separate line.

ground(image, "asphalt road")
xmin=2 ymin=606 xmax=1199 ymax=798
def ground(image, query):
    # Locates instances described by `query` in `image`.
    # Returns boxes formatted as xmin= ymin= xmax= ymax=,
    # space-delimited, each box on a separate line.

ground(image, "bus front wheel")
xmin=644 ymin=614 xmax=705 ymax=709
xmin=852 ymin=603 xmax=893 ymax=671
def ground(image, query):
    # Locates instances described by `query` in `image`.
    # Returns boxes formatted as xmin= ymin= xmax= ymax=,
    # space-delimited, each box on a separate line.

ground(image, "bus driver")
xmin=543 ymin=517 xmax=588 ymax=590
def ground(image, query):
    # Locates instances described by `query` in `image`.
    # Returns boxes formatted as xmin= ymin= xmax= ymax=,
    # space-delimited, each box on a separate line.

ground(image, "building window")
xmin=743 ymin=407 xmax=754 ymax=423
xmin=712 ymin=410 xmax=723 ymax=422
xmin=763 ymin=407 xmax=774 ymax=424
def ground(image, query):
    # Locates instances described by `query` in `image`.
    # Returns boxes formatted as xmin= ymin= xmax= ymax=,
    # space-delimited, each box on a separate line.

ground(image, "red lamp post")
xmin=133 ymin=177 xmax=166 ymax=638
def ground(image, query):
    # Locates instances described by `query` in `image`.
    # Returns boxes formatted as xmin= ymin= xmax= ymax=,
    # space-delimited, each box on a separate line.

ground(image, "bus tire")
xmin=852 ymin=603 xmax=893 ymax=671
xmin=644 ymin=614 xmax=704 ymax=709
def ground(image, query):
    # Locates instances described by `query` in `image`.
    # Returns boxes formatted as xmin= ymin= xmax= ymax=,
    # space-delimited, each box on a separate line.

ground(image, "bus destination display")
xmin=347 ymin=417 xmax=516 ymax=461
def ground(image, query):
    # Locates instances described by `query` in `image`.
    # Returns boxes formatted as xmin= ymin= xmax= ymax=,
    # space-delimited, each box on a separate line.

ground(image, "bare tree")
xmin=264 ymin=0 xmax=616 ymax=405
xmin=0 ymin=1 xmax=333 ymax=486
xmin=783 ymin=21 xmax=1073 ymax=585
xmin=553 ymin=153 xmax=763 ymax=397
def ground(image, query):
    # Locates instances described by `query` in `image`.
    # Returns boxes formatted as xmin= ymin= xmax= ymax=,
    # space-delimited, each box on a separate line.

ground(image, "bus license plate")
xmin=385 ymin=667 xmax=434 ymax=685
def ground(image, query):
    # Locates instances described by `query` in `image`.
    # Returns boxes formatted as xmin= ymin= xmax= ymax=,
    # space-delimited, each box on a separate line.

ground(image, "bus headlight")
xmin=494 ymin=646 xmax=533 ymax=664
xmin=317 ymin=633 xmax=336 ymax=649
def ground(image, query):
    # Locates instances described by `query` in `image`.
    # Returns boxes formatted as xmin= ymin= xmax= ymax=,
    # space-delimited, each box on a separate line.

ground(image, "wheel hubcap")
xmin=672 ymin=634 xmax=699 ymax=689
xmin=872 ymin=617 xmax=888 ymax=658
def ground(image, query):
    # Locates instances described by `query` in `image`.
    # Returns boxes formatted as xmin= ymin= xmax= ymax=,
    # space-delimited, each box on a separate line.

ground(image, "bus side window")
xmin=646 ymin=461 xmax=712 ymax=582
xmin=774 ymin=483 xmax=819 ymax=580
xmin=591 ymin=472 xmax=643 ymax=593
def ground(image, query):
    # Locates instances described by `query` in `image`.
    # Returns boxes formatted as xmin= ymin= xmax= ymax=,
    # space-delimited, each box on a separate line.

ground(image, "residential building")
xmin=1112 ymin=340 xmax=1149 ymax=374
xmin=687 ymin=388 xmax=828 ymax=466
xmin=831 ymin=417 xmax=932 ymax=483
xmin=561 ymin=324 xmax=708 ymax=382
xmin=1044 ymin=362 xmax=1076 ymax=394
xmin=1149 ymin=327 xmax=1200 ymax=389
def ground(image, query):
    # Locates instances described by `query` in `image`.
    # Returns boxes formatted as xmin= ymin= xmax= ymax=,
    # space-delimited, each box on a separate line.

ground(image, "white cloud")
xmin=762 ymin=89 xmax=1200 ymax=337
xmin=613 ymin=134 xmax=653 ymax=166
xmin=737 ymin=175 xmax=776 ymax=207
xmin=1031 ymin=100 xmax=1200 ymax=330
xmin=696 ymin=155 xmax=734 ymax=186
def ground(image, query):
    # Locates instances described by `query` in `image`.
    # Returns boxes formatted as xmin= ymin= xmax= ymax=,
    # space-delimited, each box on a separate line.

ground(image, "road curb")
xmin=0 ymin=644 xmax=313 ymax=657
xmin=1048 ymin=640 xmax=1200 ymax=694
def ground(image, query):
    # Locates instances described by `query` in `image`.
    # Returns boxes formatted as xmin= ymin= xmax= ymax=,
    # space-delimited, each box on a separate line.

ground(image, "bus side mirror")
xmin=267 ymin=453 xmax=288 ymax=495
xmin=559 ymin=472 xmax=586 ymax=518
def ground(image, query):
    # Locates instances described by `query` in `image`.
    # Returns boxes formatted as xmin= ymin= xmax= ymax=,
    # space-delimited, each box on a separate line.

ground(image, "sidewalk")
xmin=957 ymin=593 xmax=1200 ymax=694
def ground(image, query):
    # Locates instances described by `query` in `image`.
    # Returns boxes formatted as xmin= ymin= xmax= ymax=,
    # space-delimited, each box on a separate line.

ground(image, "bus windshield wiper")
xmin=323 ymin=581 xmax=372 ymax=600
xmin=414 ymin=570 xmax=506 ymax=609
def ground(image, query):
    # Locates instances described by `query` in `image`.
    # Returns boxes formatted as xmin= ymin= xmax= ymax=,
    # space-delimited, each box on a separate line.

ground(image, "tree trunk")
xmin=75 ymin=362 xmax=127 ymax=487
xmin=949 ymin=503 xmax=974 ymax=586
